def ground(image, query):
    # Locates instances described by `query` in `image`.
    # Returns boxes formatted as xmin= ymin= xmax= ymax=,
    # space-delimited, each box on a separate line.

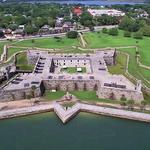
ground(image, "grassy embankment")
xmin=43 ymin=91 xmax=66 ymax=101
xmin=16 ymin=53 xmax=34 ymax=71
xmin=43 ymin=90 xmax=120 ymax=104
xmin=84 ymin=31 xmax=150 ymax=88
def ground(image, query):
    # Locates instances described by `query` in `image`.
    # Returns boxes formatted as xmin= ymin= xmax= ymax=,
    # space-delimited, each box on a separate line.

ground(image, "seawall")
xmin=0 ymin=102 xmax=150 ymax=123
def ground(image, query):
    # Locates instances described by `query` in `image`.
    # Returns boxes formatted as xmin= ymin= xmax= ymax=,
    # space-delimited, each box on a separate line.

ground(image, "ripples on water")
xmin=0 ymin=112 xmax=149 ymax=150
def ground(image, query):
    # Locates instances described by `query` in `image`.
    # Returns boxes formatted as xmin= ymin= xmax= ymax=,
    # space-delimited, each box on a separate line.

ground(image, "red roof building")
xmin=72 ymin=7 xmax=83 ymax=16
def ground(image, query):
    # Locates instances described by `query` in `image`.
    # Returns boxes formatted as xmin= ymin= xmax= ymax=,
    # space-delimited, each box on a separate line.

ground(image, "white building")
xmin=88 ymin=9 xmax=125 ymax=17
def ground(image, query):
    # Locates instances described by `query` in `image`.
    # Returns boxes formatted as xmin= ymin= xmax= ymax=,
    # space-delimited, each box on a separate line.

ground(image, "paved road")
xmin=0 ymin=25 xmax=118 ymax=41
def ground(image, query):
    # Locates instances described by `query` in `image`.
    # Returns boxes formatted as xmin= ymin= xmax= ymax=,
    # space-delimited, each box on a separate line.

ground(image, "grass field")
xmin=43 ymin=90 xmax=120 ymax=103
xmin=0 ymin=40 xmax=14 ymax=55
xmin=84 ymin=31 xmax=150 ymax=87
xmin=11 ymin=37 xmax=79 ymax=49
xmin=84 ymin=31 xmax=150 ymax=66
xmin=43 ymin=91 xmax=66 ymax=100
xmin=61 ymin=67 xmax=86 ymax=73
xmin=108 ymin=53 xmax=127 ymax=75
xmin=70 ymin=91 xmax=120 ymax=104
xmin=7 ymin=47 xmax=26 ymax=58
xmin=16 ymin=53 xmax=34 ymax=71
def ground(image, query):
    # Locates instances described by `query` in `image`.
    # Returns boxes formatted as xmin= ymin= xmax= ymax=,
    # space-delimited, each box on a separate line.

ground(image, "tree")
xmin=124 ymin=31 xmax=131 ymax=37
xmin=102 ymin=28 xmax=108 ymax=34
xmin=31 ymin=85 xmax=37 ymax=98
xmin=141 ymin=25 xmax=150 ymax=37
xmin=119 ymin=16 xmax=140 ymax=32
xmin=96 ymin=15 xmax=119 ymax=26
xmin=140 ymin=100 xmax=147 ymax=111
xmin=0 ymin=30 xmax=4 ymax=38
xmin=120 ymin=101 xmax=126 ymax=107
xmin=127 ymin=100 xmax=135 ymax=110
xmin=120 ymin=94 xmax=127 ymax=101
xmin=25 ymin=25 xmax=38 ymax=35
xmin=8 ymin=24 xmax=18 ymax=31
xmin=80 ymin=11 xmax=93 ymax=27
xmin=66 ymin=31 xmax=78 ymax=39
xmin=108 ymin=28 xmax=118 ymax=36
xmin=133 ymin=31 xmax=143 ymax=39
xmin=31 ymin=39 xmax=35 ymax=43
xmin=89 ymin=25 xmax=95 ymax=31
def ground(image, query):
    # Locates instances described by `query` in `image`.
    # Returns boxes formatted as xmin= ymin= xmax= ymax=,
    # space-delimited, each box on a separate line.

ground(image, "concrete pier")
xmin=0 ymin=102 xmax=150 ymax=123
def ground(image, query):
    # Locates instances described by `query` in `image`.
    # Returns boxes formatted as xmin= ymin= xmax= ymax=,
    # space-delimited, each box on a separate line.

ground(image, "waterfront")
xmin=0 ymin=112 xmax=149 ymax=150
xmin=22 ymin=0 xmax=144 ymax=5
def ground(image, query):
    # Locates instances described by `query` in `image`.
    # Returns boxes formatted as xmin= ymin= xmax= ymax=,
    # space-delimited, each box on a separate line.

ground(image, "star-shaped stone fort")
xmin=0 ymin=48 xmax=143 ymax=101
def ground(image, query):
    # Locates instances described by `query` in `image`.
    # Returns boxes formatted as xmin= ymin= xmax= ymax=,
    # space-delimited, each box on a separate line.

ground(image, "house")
xmin=39 ymin=25 xmax=51 ymax=34
xmin=12 ymin=29 xmax=24 ymax=38
xmin=72 ymin=7 xmax=83 ymax=16
xmin=4 ymin=29 xmax=14 ymax=39
xmin=87 ymin=9 xmax=125 ymax=17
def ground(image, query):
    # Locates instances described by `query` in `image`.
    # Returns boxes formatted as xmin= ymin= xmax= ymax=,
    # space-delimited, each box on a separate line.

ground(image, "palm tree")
xmin=120 ymin=101 xmax=126 ymax=109
xmin=31 ymin=85 xmax=37 ymax=98
xmin=140 ymin=100 xmax=147 ymax=111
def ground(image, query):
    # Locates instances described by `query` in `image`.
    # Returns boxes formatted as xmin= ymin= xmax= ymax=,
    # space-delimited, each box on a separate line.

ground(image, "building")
xmin=72 ymin=7 xmax=83 ymax=16
xmin=0 ymin=49 xmax=143 ymax=101
xmin=87 ymin=9 xmax=125 ymax=17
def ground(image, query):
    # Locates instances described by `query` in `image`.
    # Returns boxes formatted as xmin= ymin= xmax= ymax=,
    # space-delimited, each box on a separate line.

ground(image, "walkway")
xmin=0 ymin=102 xmax=150 ymax=123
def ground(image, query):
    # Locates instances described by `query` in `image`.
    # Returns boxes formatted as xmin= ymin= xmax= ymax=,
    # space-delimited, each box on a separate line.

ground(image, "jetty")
xmin=0 ymin=102 xmax=150 ymax=123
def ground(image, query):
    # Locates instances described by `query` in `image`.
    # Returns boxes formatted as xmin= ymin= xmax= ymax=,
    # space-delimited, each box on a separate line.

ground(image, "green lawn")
xmin=118 ymin=48 xmax=150 ymax=88
xmin=61 ymin=67 xmax=86 ymax=73
xmin=0 ymin=40 xmax=15 ymax=55
xmin=108 ymin=53 xmax=127 ymax=75
xmin=84 ymin=31 xmax=150 ymax=66
xmin=16 ymin=53 xmax=34 ymax=71
xmin=8 ymin=47 xmax=26 ymax=58
xmin=12 ymin=37 xmax=79 ymax=49
xmin=84 ymin=31 xmax=150 ymax=88
xmin=70 ymin=91 xmax=120 ymax=104
xmin=43 ymin=91 xmax=66 ymax=100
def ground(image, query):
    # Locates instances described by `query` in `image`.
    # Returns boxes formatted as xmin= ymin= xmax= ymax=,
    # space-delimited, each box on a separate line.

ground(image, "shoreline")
xmin=0 ymin=101 xmax=150 ymax=123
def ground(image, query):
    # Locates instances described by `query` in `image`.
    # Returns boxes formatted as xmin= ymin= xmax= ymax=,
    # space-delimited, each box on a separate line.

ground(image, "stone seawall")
xmin=0 ymin=104 xmax=53 ymax=120
xmin=0 ymin=102 xmax=149 ymax=123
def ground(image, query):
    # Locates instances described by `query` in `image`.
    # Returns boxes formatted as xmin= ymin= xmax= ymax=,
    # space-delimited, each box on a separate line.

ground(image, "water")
xmin=0 ymin=112 xmax=149 ymax=150
xmin=24 ymin=0 xmax=144 ymax=5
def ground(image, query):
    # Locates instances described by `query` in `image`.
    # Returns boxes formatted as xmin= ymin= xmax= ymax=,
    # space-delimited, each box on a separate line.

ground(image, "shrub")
xmin=141 ymin=26 xmax=150 ymax=37
xmin=120 ymin=94 xmax=127 ymax=101
xmin=133 ymin=31 xmax=143 ymax=39
xmin=66 ymin=31 xmax=78 ymax=39
xmin=108 ymin=28 xmax=118 ymax=36
xmin=102 ymin=28 xmax=108 ymax=34
xmin=124 ymin=31 xmax=131 ymax=37
xmin=31 ymin=39 xmax=35 ymax=43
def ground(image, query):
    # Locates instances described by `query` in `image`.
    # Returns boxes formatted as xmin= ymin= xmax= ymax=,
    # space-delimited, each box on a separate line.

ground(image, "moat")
xmin=0 ymin=112 xmax=149 ymax=150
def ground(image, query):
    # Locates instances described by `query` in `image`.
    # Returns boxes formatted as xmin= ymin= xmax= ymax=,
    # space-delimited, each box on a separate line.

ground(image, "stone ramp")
xmin=53 ymin=102 xmax=80 ymax=123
